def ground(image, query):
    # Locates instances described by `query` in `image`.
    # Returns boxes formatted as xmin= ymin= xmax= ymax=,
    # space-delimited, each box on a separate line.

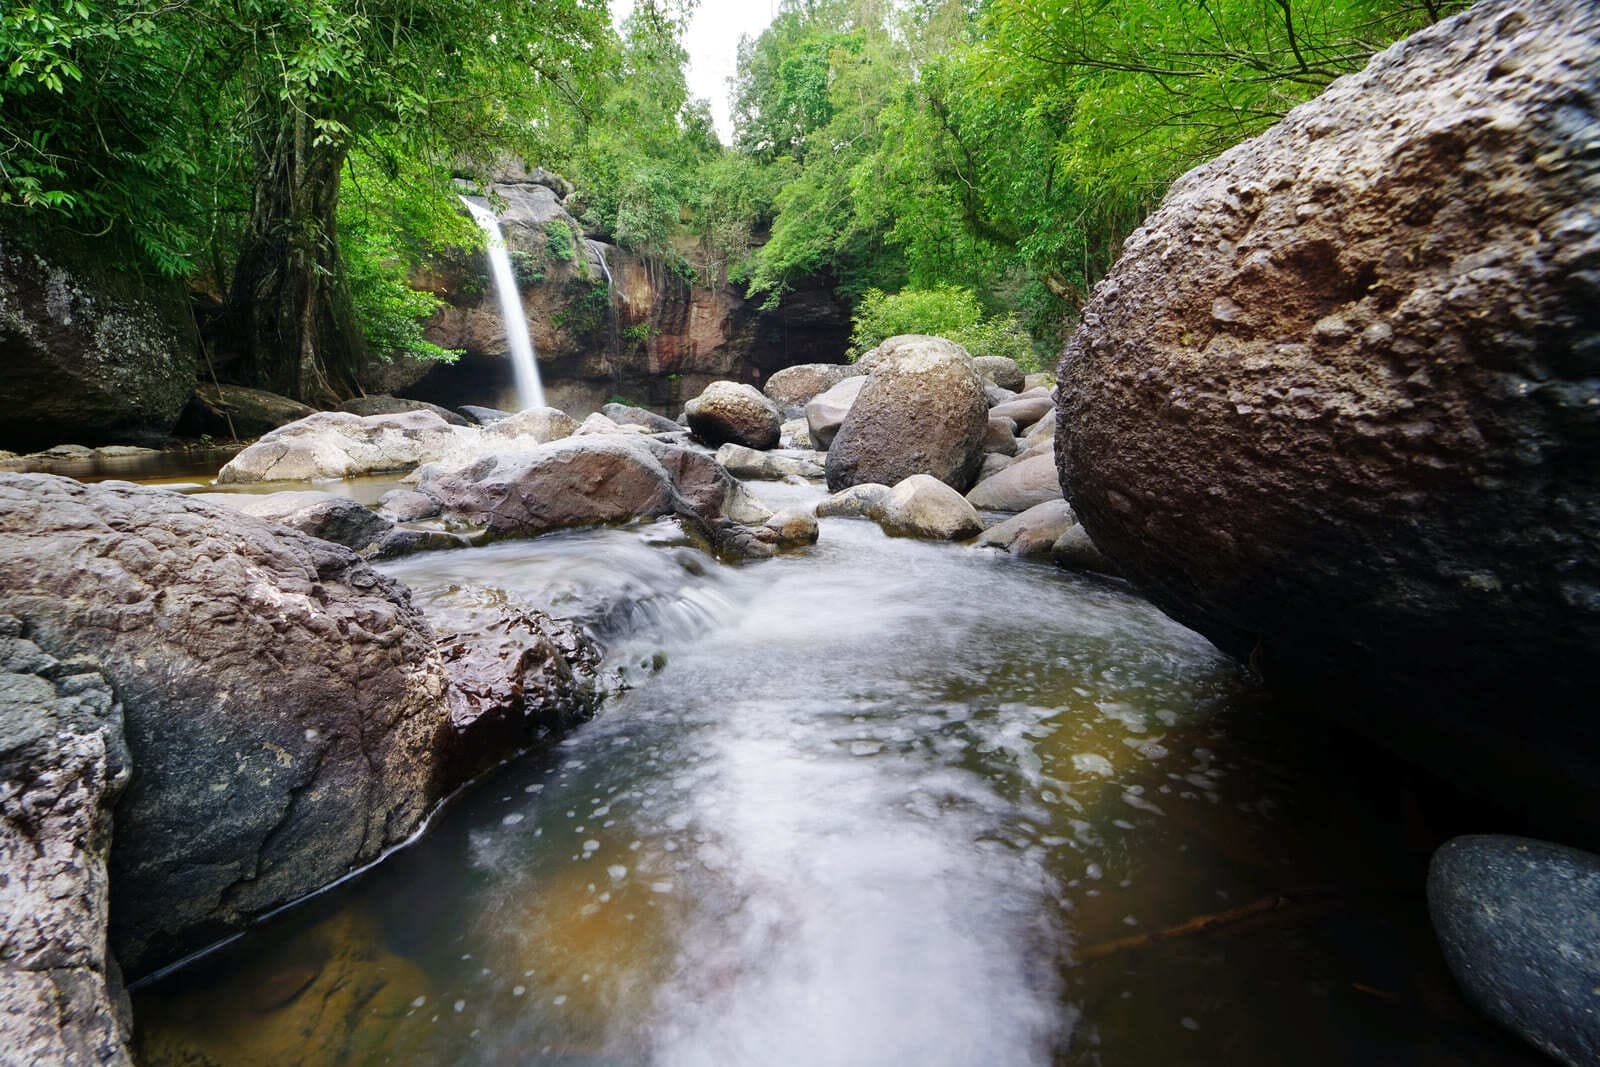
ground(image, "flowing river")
xmin=131 ymin=481 xmax=1536 ymax=1065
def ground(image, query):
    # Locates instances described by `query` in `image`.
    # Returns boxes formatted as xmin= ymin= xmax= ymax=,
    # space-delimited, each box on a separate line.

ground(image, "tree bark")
xmin=225 ymin=111 xmax=365 ymax=404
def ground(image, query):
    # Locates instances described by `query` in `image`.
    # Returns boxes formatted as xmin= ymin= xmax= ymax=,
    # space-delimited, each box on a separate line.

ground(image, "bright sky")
xmin=610 ymin=0 xmax=780 ymax=144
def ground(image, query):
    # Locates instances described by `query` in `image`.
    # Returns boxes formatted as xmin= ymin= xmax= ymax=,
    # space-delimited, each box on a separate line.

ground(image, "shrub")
xmin=848 ymin=286 xmax=984 ymax=357
xmin=544 ymin=219 xmax=576 ymax=262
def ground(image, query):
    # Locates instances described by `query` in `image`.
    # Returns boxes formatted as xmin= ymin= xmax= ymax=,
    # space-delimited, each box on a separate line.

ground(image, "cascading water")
xmin=585 ymin=238 xmax=614 ymax=291
xmin=461 ymin=196 xmax=546 ymax=411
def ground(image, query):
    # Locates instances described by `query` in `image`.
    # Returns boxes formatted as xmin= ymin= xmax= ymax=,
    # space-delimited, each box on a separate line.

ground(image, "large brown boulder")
xmin=1056 ymin=0 xmax=1600 ymax=820
xmin=0 ymin=475 xmax=453 ymax=977
xmin=825 ymin=336 xmax=990 ymax=492
xmin=0 ymin=227 xmax=199 ymax=451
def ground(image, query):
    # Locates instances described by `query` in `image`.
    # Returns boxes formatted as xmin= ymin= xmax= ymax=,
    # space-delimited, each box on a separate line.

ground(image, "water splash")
xmin=460 ymin=196 xmax=545 ymax=411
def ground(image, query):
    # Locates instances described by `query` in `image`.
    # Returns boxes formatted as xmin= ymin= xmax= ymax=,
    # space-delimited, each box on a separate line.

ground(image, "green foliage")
xmin=543 ymin=220 xmax=576 ymax=263
xmin=553 ymin=280 xmax=612 ymax=337
xmin=622 ymin=321 xmax=660 ymax=344
xmin=947 ymin=314 xmax=1042 ymax=372
xmin=848 ymin=285 xmax=983 ymax=356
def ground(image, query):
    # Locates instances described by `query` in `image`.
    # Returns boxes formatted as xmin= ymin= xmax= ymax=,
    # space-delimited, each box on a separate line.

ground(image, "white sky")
xmin=610 ymin=0 xmax=780 ymax=143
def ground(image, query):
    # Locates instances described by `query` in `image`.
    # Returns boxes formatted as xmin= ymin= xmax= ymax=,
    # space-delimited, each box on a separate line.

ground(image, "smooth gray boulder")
xmin=1429 ymin=835 xmax=1600 ymax=1066
xmin=976 ymin=500 xmax=1077 ymax=559
xmin=966 ymin=453 xmax=1064 ymax=512
xmin=601 ymin=403 xmax=681 ymax=433
xmin=218 ymin=410 xmax=469 ymax=483
xmin=716 ymin=443 xmax=826 ymax=481
xmin=0 ymin=618 xmax=132 ymax=1065
xmin=483 ymin=406 xmax=579 ymax=444
xmin=815 ymin=483 xmax=892 ymax=521
xmin=683 ymin=381 xmax=782 ymax=450
xmin=804 ymin=376 xmax=868 ymax=451
xmin=989 ymin=396 xmax=1052 ymax=429
xmin=875 ymin=475 xmax=984 ymax=541
xmin=765 ymin=508 xmax=820 ymax=548
xmin=826 ymin=336 xmax=989 ymax=493
xmin=1051 ymin=524 xmax=1122 ymax=578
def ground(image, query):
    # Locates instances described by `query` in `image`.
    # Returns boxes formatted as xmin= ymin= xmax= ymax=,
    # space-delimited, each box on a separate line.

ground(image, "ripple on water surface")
xmin=132 ymin=496 xmax=1542 ymax=1067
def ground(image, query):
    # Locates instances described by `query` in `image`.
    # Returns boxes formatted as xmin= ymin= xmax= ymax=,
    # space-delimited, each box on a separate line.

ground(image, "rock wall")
xmin=1055 ymin=0 xmax=1600 ymax=829
xmin=0 ymin=224 xmax=200 ymax=451
xmin=398 ymin=174 xmax=851 ymax=415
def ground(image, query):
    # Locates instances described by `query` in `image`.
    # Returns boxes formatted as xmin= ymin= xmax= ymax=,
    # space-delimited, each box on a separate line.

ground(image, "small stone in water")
xmin=583 ymin=839 xmax=600 ymax=852
xmin=1181 ymin=1017 xmax=1200 ymax=1031
xmin=513 ymin=986 xmax=526 ymax=997
xmin=608 ymin=865 xmax=628 ymax=879
xmin=411 ymin=996 xmax=427 ymax=1009
xmin=651 ymin=881 xmax=674 ymax=893
xmin=502 ymin=813 xmax=524 ymax=825
xmin=553 ymin=995 xmax=568 ymax=1006
xmin=454 ymin=1000 xmax=466 ymax=1013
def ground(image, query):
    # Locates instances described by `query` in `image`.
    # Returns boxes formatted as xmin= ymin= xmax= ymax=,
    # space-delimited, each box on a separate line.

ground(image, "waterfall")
xmin=460 ymin=196 xmax=545 ymax=411
xmin=586 ymin=238 xmax=614 ymax=290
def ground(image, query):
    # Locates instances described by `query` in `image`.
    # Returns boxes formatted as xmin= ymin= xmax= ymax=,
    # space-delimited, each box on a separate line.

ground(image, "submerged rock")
xmin=1055 ymin=0 xmax=1600 ymax=818
xmin=0 ymin=475 xmax=454 ymax=976
xmin=875 ymin=475 xmax=984 ymax=542
xmin=1050 ymin=524 xmax=1122 ymax=578
xmin=0 ymin=617 xmax=132 ymax=1065
xmin=683 ymin=381 xmax=782 ymax=450
xmin=1428 ymin=835 xmax=1600 ymax=1066
xmin=826 ymin=336 xmax=990 ymax=493
xmin=765 ymin=508 xmax=820 ymax=549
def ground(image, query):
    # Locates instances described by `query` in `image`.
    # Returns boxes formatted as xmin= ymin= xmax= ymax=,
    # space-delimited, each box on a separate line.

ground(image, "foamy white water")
xmin=461 ymin=195 xmax=545 ymax=411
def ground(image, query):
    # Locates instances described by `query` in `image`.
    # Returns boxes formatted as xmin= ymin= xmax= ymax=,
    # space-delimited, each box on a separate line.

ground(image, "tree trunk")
xmin=226 ymin=111 xmax=365 ymax=404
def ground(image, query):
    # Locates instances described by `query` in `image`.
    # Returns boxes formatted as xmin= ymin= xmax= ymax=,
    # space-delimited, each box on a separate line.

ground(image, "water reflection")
xmin=132 ymin=492 xmax=1538 ymax=1066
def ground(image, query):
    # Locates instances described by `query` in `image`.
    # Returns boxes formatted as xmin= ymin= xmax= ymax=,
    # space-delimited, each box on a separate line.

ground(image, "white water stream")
xmin=461 ymin=196 xmax=546 ymax=411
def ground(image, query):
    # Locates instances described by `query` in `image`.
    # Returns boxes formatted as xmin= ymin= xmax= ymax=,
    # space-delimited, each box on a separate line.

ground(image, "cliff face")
xmin=391 ymin=173 xmax=850 ymax=415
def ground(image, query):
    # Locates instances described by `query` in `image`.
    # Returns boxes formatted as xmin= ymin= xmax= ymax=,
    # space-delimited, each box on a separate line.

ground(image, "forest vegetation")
xmin=1 ymin=0 xmax=1467 ymax=397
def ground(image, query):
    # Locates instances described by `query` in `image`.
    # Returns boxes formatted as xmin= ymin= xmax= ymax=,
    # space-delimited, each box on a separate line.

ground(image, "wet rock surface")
xmin=0 ymin=617 xmax=132 ymax=1066
xmin=1428 ymin=835 xmax=1600 ymax=1066
xmin=1055 ymin=0 xmax=1600 ymax=817
xmin=976 ymin=500 xmax=1078 ymax=559
xmin=826 ymin=336 xmax=989 ymax=493
xmin=0 ymin=475 xmax=453 ymax=976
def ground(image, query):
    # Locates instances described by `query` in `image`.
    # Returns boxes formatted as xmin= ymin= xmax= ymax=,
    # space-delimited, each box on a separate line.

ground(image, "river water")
xmin=131 ymin=481 xmax=1536 ymax=1065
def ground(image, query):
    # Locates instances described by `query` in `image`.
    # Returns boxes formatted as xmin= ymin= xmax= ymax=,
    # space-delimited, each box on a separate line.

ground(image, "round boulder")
xmin=1055 ymin=0 xmax=1600 ymax=819
xmin=683 ymin=381 xmax=782 ymax=450
xmin=875 ymin=475 xmax=984 ymax=541
xmin=825 ymin=336 xmax=989 ymax=493
xmin=972 ymin=355 xmax=1026 ymax=393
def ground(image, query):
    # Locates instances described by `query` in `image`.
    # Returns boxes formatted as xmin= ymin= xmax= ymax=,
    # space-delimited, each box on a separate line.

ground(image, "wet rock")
xmin=1051 ymin=524 xmax=1122 ymax=578
xmin=763 ymin=363 xmax=859 ymax=409
xmin=826 ymin=336 xmax=990 ymax=493
xmin=984 ymin=416 xmax=1019 ymax=456
xmin=482 ymin=406 xmax=579 ymax=445
xmin=966 ymin=453 xmax=1064 ymax=512
xmin=377 ymin=489 xmax=442 ymax=523
xmin=875 ymin=475 xmax=984 ymax=541
xmin=218 ymin=410 xmax=469 ymax=483
xmin=436 ymin=603 xmax=600 ymax=780
xmin=416 ymin=436 xmax=760 ymax=547
xmin=976 ymin=500 xmax=1078 ymax=559
xmin=601 ymin=403 xmax=681 ymax=434
xmin=178 ymin=384 xmax=317 ymax=440
xmin=1055 ymin=0 xmax=1600 ymax=820
xmin=0 ymin=618 xmax=132 ymax=1066
xmin=816 ymin=482 xmax=892 ymax=521
xmin=988 ymin=396 xmax=1052 ymax=429
xmin=683 ymin=381 xmax=782 ymax=450
xmin=804 ymin=376 xmax=868 ymax=451
xmin=458 ymin=404 xmax=511 ymax=426
xmin=0 ymin=475 xmax=454 ymax=976
xmin=1 ymin=228 xmax=199 ymax=451
xmin=716 ymin=443 xmax=826 ymax=481
xmin=189 ymin=491 xmax=462 ymax=559
xmin=336 ymin=395 xmax=468 ymax=426
xmin=1428 ymin=835 xmax=1600 ymax=1066
xmin=766 ymin=508 xmax=820 ymax=548
xmin=973 ymin=356 xmax=1025 ymax=392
